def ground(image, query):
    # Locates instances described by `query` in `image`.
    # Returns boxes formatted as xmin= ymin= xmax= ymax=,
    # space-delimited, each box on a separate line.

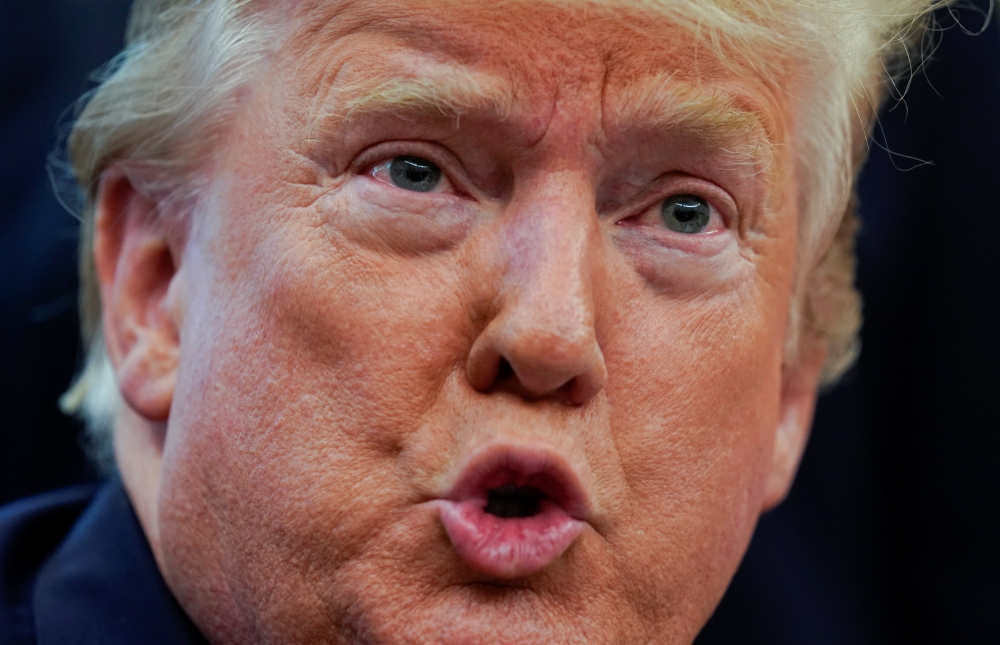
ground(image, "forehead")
xmin=276 ymin=0 xmax=791 ymax=146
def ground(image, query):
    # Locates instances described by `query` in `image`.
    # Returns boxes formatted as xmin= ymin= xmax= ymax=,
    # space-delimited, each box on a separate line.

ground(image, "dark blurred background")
xmin=1 ymin=1 xmax=997 ymax=644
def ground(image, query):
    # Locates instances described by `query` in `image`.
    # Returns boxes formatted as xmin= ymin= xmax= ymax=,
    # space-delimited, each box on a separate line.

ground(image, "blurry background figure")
xmin=0 ymin=1 xmax=996 ymax=643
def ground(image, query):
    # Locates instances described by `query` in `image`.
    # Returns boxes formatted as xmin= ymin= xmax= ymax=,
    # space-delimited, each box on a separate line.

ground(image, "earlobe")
xmin=762 ymin=341 xmax=827 ymax=510
xmin=94 ymin=169 xmax=184 ymax=423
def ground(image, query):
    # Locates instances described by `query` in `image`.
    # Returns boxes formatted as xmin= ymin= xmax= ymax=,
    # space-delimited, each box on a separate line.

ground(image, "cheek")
xmin=174 ymin=220 xmax=468 ymax=469
xmin=157 ymin=196 xmax=480 ymax=629
xmin=599 ymin=280 xmax=786 ymax=619
xmin=612 ymin=296 xmax=781 ymax=507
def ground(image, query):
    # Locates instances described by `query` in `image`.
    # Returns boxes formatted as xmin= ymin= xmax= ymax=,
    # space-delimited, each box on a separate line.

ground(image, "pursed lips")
xmin=431 ymin=444 xmax=592 ymax=579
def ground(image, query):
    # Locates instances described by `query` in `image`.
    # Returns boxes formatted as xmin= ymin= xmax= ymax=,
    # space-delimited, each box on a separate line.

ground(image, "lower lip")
xmin=435 ymin=499 xmax=585 ymax=579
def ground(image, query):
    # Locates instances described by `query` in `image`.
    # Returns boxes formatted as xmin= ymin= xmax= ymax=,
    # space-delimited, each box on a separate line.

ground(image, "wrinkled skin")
xmin=96 ymin=1 xmax=826 ymax=644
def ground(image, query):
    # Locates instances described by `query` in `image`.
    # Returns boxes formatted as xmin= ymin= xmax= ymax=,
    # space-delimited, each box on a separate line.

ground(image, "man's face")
xmin=132 ymin=1 xmax=816 ymax=643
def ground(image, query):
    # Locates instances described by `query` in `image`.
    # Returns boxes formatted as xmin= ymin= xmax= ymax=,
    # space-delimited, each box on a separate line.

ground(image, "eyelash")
xmin=356 ymin=146 xmax=738 ymax=233
xmin=369 ymin=159 xmax=455 ymax=193
xmin=617 ymin=182 xmax=734 ymax=233
xmin=356 ymin=144 xmax=466 ymax=196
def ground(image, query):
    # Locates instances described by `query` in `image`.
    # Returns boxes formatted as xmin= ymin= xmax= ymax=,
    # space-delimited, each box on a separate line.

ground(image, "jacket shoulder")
xmin=0 ymin=485 xmax=98 ymax=645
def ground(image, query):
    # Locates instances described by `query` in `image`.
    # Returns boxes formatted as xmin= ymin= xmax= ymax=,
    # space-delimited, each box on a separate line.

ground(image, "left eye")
xmin=383 ymin=155 xmax=442 ymax=192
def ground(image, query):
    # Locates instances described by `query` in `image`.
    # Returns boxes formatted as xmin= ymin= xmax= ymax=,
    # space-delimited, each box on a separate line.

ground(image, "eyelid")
xmin=614 ymin=175 xmax=739 ymax=231
xmin=353 ymin=142 xmax=475 ymax=198
xmin=370 ymin=158 xmax=454 ymax=195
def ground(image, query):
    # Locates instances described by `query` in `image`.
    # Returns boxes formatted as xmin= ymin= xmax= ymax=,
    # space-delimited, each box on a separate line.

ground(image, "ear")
xmin=761 ymin=340 xmax=827 ymax=510
xmin=94 ymin=169 xmax=184 ymax=423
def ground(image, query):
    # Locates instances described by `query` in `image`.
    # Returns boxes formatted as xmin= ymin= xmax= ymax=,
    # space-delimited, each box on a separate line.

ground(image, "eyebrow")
xmin=314 ymin=67 xmax=775 ymax=172
xmin=611 ymin=73 xmax=777 ymax=173
xmin=317 ymin=65 xmax=515 ymax=128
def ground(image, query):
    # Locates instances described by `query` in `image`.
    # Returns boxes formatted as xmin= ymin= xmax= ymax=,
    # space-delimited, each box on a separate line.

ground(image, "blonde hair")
xmin=60 ymin=0 xmax=953 ymax=469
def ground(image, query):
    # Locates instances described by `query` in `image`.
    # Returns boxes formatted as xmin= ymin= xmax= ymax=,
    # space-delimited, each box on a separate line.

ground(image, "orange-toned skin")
xmin=96 ymin=2 xmax=826 ymax=644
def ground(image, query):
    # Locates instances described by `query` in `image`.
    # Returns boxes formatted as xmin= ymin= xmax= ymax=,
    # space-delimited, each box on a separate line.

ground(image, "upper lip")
xmin=440 ymin=444 xmax=592 ymax=521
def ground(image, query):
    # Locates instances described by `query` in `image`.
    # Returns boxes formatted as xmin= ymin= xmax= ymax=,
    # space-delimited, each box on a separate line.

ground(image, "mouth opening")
xmin=436 ymin=447 xmax=591 ymax=578
xmin=484 ymin=484 xmax=546 ymax=518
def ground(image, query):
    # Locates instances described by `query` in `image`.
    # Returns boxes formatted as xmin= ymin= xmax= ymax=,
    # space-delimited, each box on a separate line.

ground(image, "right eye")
xmin=660 ymin=194 xmax=712 ymax=234
xmin=372 ymin=156 xmax=445 ymax=193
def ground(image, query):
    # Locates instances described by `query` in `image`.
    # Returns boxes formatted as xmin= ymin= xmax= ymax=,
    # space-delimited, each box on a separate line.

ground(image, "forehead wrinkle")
xmin=613 ymin=73 xmax=777 ymax=174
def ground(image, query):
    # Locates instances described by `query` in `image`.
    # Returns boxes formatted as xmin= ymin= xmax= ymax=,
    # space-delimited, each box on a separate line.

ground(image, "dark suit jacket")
xmin=0 ymin=479 xmax=208 ymax=644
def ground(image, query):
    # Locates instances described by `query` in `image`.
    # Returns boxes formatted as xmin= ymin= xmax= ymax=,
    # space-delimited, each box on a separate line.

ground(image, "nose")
xmin=466 ymin=188 xmax=607 ymax=406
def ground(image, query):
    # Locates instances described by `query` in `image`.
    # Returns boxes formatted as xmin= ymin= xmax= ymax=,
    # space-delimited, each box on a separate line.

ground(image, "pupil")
xmin=485 ymin=485 xmax=544 ymax=519
xmin=389 ymin=156 xmax=441 ymax=192
xmin=661 ymin=195 xmax=710 ymax=234
xmin=674 ymin=204 xmax=699 ymax=222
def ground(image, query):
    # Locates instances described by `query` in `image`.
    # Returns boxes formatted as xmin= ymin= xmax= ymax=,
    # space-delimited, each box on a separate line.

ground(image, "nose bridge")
xmin=502 ymin=187 xmax=596 ymax=340
xmin=465 ymin=174 xmax=608 ymax=405
xmin=505 ymin=104 xmax=606 ymax=327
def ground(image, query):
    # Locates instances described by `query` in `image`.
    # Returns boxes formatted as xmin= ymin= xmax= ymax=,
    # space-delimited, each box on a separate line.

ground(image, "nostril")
xmin=494 ymin=357 xmax=514 ymax=385
xmin=485 ymin=485 xmax=545 ymax=518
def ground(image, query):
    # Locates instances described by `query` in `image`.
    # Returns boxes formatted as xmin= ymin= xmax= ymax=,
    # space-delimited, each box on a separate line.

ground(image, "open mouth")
xmin=485 ymin=484 xmax=545 ymax=518
xmin=434 ymin=447 xmax=588 ymax=579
